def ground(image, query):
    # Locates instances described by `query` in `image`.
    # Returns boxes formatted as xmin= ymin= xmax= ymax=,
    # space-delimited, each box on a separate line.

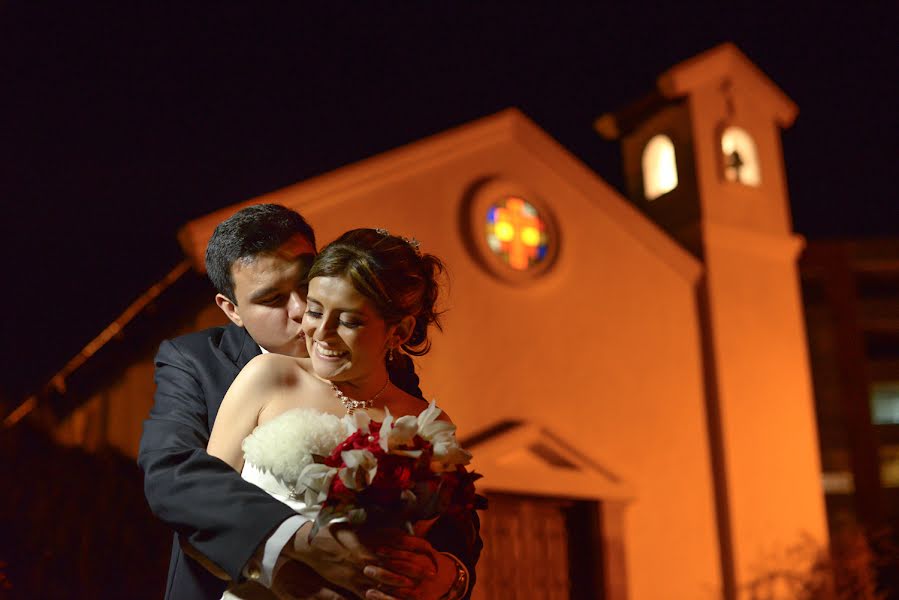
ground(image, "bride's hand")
xmin=358 ymin=533 xmax=458 ymax=600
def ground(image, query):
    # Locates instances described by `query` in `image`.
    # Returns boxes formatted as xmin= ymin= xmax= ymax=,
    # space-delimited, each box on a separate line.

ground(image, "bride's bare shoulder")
xmin=239 ymin=353 xmax=308 ymax=388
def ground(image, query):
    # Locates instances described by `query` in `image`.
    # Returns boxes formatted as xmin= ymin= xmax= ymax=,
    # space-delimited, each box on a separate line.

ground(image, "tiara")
xmin=375 ymin=228 xmax=422 ymax=255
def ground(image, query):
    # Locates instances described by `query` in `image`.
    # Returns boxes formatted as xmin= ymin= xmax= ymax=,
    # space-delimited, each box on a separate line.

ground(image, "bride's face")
xmin=302 ymin=275 xmax=394 ymax=384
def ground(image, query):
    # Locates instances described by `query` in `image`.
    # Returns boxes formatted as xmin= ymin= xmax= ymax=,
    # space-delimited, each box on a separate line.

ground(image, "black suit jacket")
xmin=138 ymin=323 xmax=481 ymax=600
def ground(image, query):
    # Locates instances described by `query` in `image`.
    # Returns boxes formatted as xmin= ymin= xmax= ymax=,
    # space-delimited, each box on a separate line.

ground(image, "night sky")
xmin=1 ymin=3 xmax=895 ymax=401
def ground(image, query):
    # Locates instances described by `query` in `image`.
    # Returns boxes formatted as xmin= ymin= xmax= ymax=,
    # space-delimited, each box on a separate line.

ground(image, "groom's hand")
xmin=286 ymin=522 xmax=414 ymax=598
xmin=271 ymin=560 xmax=349 ymax=600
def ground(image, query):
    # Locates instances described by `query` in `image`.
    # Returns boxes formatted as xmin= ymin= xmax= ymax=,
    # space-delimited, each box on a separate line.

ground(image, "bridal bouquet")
xmin=282 ymin=402 xmax=481 ymax=539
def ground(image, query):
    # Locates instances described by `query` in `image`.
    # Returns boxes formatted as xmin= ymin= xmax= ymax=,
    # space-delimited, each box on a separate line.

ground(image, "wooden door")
xmin=472 ymin=493 xmax=604 ymax=600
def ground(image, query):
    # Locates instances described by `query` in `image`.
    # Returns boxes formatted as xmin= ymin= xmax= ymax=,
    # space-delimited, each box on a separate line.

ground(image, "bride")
xmin=207 ymin=229 xmax=477 ymax=600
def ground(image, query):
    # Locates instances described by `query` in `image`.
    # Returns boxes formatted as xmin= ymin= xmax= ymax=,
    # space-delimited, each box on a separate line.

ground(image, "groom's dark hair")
xmin=205 ymin=203 xmax=316 ymax=303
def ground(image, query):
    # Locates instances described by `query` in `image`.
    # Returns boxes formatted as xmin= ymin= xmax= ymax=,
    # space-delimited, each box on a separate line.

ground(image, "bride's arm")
xmin=207 ymin=354 xmax=282 ymax=471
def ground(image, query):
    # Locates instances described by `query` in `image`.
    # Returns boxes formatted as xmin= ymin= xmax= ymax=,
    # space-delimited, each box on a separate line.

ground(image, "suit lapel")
xmin=214 ymin=323 xmax=261 ymax=374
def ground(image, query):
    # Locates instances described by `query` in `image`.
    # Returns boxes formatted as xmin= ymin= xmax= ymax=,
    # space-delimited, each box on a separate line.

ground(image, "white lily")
xmin=296 ymin=463 xmax=338 ymax=507
xmin=391 ymin=415 xmax=421 ymax=446
xmin=377 ymin=406 xmax=424 ymax=457
xmin=339 ymin=449 xmax=378 ymax=490
xmin=420 ymin=420 xmax=456 ymax=443
xmin=378 ymin=407 xmax=395 ymax=453
xmin=415 ymin=401 xmax=471 ymax=466
xmin=416 ymin=401 xmax=443 ymax=431
xmin=343 ymin=410 xmax=371 ymax=435
xmin=433 ymin=445 xmax=472 ymax=466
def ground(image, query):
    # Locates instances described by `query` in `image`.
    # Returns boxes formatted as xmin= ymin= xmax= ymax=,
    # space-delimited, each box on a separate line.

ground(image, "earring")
xmin=387 ymin=347 xmax=394 ymax=362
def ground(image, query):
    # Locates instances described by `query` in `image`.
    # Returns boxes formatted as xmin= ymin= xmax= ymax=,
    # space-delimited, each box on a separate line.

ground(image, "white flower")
xmin=379 ymin=401 xmax=474 ymax=468
xmin=392 ymin=415 xmax=420 ymax=445
xmin=378 ymin=408 xmax=395 ymax=453
xmin=339 ymin=449 xmax=378 ymax=490
xmin=432 ymin=444 xmax=473 ymax=469
xmin=378 ymin=407 xmax=424 ymax=458
xmin=343 ymin=410 xmax=372 ymax=435
xmin=416 ymin=401 xmax=472 ymax=468
xmin=296 ymin=463 xmax=338 ymax=507
xmin=416 ymin=401 xmax=443 ymax=432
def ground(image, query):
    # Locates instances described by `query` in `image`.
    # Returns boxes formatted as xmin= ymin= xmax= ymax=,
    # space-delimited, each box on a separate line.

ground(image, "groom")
xmin=138 ymin=204 xmax=481 ymax=600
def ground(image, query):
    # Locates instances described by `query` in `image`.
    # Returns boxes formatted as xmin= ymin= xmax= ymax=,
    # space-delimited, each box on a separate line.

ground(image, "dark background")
xmin=1 ymin=2 xmax=895 ymax=402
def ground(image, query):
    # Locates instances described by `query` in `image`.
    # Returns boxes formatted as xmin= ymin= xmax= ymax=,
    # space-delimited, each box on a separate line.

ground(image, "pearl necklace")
xmin=330 ymin=378 xmax=389 ymax=415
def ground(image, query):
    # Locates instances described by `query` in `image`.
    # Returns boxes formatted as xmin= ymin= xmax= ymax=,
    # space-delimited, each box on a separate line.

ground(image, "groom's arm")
xmin=138 ymin=338 xmax=299 ymax=581
xmin=426 ymin=510 xmax=483 ymax=599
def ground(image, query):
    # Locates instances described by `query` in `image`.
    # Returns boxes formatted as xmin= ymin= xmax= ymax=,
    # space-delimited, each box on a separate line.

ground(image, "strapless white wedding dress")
xmin=221 ymin=409 xmax=349 ymax=600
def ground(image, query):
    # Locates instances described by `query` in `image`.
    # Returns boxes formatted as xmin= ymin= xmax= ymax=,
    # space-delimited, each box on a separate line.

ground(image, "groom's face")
xmin=218 ymin=250 xmax=315 ymax=357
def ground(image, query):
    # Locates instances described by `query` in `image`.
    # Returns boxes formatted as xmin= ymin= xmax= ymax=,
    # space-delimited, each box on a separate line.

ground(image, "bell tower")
xmin=596 ymin=43 xmax=799 ymax=255
xmin=597 ymin=44 xmax=829 ymax=597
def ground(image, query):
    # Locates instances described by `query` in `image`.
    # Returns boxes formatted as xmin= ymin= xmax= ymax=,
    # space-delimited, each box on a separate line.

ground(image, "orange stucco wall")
xmin=703 ymin=231 xmax=828 ymax=587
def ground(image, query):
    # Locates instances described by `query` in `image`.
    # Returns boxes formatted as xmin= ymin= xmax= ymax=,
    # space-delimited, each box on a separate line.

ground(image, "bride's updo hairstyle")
xmin=306 ymin=228 xmax=445 ymax=356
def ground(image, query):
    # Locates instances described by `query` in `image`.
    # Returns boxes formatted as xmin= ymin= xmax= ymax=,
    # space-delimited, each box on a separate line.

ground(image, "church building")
xmin=30 ymin=44 xmax=829 ymax=599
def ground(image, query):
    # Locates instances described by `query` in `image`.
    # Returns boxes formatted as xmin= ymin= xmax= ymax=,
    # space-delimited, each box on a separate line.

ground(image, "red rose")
xmin=371 ymin=455 xmax=414 ymax=490
xmin=324 ymin=425 xmax=386 ymax=467
xmin=328 ymin=475 xmax=352 ymax=503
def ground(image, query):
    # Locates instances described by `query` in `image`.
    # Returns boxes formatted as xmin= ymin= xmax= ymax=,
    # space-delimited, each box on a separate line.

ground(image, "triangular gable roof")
xmin=462 ymin=421 xmax=634 ymax=501
xmin=657 ymin=42 xmax=798 ymax=127
xmin=179 ymin=109 xmax=701 ymax=285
